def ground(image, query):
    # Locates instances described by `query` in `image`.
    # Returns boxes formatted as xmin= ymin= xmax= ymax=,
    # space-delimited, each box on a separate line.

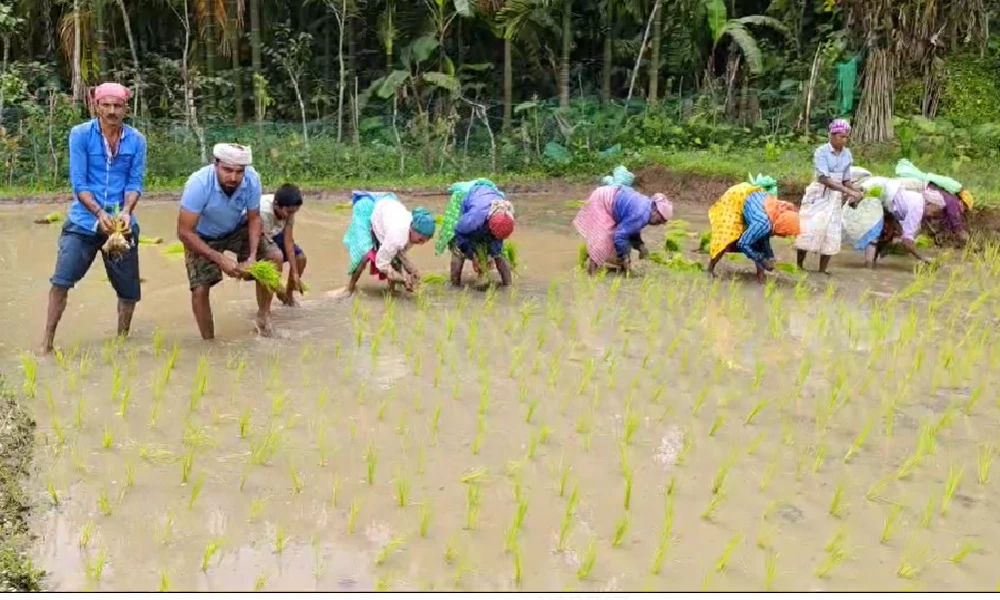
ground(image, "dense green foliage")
xmin=0 ymin=0 xmax=996 ymax=196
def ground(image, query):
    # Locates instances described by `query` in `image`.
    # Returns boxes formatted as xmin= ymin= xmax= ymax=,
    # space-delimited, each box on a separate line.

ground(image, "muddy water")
xmin=5 ymin=192 xmax=1000 ymax=591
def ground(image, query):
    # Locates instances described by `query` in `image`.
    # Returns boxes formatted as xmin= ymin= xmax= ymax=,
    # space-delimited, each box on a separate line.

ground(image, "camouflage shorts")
xmin=185 ymin=226 xmax=277 ymax=290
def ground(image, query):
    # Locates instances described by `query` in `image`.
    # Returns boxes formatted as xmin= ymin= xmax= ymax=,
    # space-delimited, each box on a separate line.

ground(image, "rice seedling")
xmin=576 ymin=540 xmax=597 ymax=580
xmin=744 ymin=399 xmax=768 ymax=425
xmin=365 ymin=441 xmax=378 ymax=485
xmin=701 ymin=492 xmax=724 ymax=521
xmin=709 ymin=415 xmax=725 ymax=437
xmin=977 ymin=442 xmax=994 ymax=485
xmin=940 ymin=464 xmax=963 ymax=516
xmin=897 ymin=539 xmax=929 ymax=580
xmin=419 ymin=502 xmax=432 ymax=537
xmin=98 ymin=488 xmax=113 ymax=516
xmin=274 ymin=525 xmax=288 ymax=554
xmin=20 ymin=353 xmax=37 ymax=398
xmin=395 ymin=475 xmax=410 ymax=508
xmin=201 ymin=538 xmax=223 ymax=571
xmin=188 ymin=475 xmax=205 ymax=510
xmin=623 ymin=466 xmax=634 ymax=511
xmin=949 ymin=539 xmax=979 ymax=564
xmin=611 ymin=513 xmax=630 ymax=547
xmin=715 ymin=534 xmax=742 ymax=572
xmin=375 ymin=535 xmax=406 ymax=565
xmin=181 ymin=449 xmax=194 ymax=484
xmin=764 ymin=550 xmax=779 ymax=590
xmin=829 ymin=481 xmax=848 ymax=519
xmin=102 ymin=425 xmax=114 ymax=449
xmin=881 ymin=504 xmax=903 ymax=544
xmin=465 ymin=482 xmax=483 ymax=530
xmin=85 ymin=548 xmax=107 ymax=583
xmin=843 ymin=416 xmax=875 ymax=463
xmin=347 ymin=498 xmax=360 ymax=534
xmin=815 ymin=528 xmax=848 ymax=579
xmin=919 ymin=496 xmax=935 ymax=529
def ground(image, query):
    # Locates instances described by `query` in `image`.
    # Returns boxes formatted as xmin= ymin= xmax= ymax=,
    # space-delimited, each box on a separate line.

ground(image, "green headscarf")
xmin=748 ymin=173 xmax=779 ymax=196
xmin=410 ymin=207 xmax=436 ymax=238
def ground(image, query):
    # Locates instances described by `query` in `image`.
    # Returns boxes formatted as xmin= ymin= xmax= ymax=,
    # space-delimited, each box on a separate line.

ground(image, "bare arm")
xmin=901 ymin=238 xmax=930 ymax=263
xmin=818 ymin=175 xmax=859 ymax=197
xmin=347 ymin=258 xmax=368 ymax=294
xmin=282 ymin=223 xmax=298 ymax=279
xmin=245 ymin=210 xmax=262 ymax=263
xmin=177 ymin=209 xmax=222 ymax=263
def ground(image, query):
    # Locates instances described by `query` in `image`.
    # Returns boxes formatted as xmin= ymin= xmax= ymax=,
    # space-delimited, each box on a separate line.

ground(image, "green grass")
xmin=5 ymin=146 xmax=999 ymax=207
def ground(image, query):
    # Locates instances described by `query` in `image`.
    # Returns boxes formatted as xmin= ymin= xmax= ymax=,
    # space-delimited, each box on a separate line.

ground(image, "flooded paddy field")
xmin=3 ymin=186 xmax=1000 ymax=591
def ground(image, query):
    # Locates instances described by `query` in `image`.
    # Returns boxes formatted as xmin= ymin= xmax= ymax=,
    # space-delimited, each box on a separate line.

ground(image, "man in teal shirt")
xmin=41 ymin=82 xmax=146 ymax=354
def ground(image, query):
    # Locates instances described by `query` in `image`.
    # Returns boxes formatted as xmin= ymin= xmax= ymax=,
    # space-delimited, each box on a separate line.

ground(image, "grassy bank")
xmin=0 ymin=146 xmax=996 ymax=208
xmin=0 ymin=376 xmax=44 ymax=592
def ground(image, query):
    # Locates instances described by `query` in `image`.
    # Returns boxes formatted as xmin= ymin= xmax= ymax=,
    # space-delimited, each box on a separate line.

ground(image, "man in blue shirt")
xmin=41 ymin=82 xmax=147 ymax=354
xmin=176 ymin=143 xmax=283 ymax=339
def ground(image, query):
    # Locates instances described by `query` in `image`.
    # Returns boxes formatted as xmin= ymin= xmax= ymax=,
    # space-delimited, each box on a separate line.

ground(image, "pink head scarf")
xmin=652 ymin=192 xmax=673 ymax=221
xmin=829 ymin=119 xmax=851 ymax=135
xmin=93 ymin=83 xmax=131 ymax=103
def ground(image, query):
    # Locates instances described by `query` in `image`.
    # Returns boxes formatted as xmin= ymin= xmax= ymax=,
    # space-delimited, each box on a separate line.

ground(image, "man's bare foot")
xmin=255 ymin=313 xmax=274 ymax=337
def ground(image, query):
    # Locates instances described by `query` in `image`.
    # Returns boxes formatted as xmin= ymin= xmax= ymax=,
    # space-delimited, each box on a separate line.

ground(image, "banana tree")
xmin=498 ymin=0 xmax=572 ymax=110
xmin=365 ymin=34 xmax=459 ymax=171
xmin=701 ymin=0 xmax=790 ymax=83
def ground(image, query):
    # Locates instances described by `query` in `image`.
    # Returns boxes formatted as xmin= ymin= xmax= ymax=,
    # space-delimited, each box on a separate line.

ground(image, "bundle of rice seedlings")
xmin=776 ymin=262 xmax=801 ymax=274
xmin=502 ymin=241 xmax=519 ymax=271
xmin=663 ymin=254 xmax=703 ymax=272
xmin=163 ymin=241 xmax=185 ymax=255
xmin=139 ymin=236 xmax=163 ymax=245
xmin=102 ymin=219 xmax=133 ymax=259
xmin=421 ymin=272 xmax=449 ymax=285
xmin=578 ymin=244 xmax=590 ymax=268
xmin=915 ymin=234 xmax=933 ymax=249
xmin=663 ymin=234 xmax=683 ymax=252
xmin=330 ymin=203 xmax=352 ymax=212
xmin=34 ymin=212 xmax=64 ymax=224
xmin=564 ymin=200 xmax=585 ymax=208
xmin=864 ymin=186 xmax=884 ymax=199
xmin=434 ymin=215 xmax=444 ymax=226
xmin=699 ymin=232 xmax=712 ymax=253
xmin=246 ymin=261 xmax=282 ymax=291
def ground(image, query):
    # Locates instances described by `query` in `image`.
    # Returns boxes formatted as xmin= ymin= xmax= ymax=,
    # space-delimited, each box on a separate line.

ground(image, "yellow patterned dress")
xmin=708 ymin=183 xmax=763 ymax=259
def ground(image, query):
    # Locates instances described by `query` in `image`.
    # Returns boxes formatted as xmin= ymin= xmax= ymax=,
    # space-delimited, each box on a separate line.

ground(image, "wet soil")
xmin=2 ymin=182 xmax=999 ymax=591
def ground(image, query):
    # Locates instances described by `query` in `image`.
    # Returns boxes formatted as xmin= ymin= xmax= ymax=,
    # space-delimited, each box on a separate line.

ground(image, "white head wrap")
xmin=213 ymin=143 xmax=253 ymax=166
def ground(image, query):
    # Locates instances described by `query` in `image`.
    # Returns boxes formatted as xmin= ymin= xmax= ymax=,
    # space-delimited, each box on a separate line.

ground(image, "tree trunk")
xmin=205 ymin=0 xmax=216 ymax=78
xmin=623 ymin=0 xmax=661 ymax=116
xmin=647 ymin=4 xmax=662 ymax=104
xmin=854 ymin=47 xmax=895 ymax=145
xmin=249 ymin=0 xmax=261 ymax=123
xmin=71 ymin=0 xmax=83 ymax=103
xmin=113 ymin=0 xmax=142 ymax=119
xmin=230 ymin=0 xmax=243 ymax=123
xmin=177 ymin=0 xmax=207 ymax=162
xmin=558 ymin=0 xmax=572 ymax=109
xmin=95 ymin=0 xmax=107 ymax=79
xmin=503 ymin=36 xmax=512 ymax=131
xmin=600 ymin=4 xmax=612 ymax=103
xmin=336 ymin=0 xmax=346 ymax=144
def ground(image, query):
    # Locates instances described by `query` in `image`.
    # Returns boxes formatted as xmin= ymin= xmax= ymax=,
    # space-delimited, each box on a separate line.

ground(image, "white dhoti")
xmin=795 ymin=177 xmax=845 ymax=256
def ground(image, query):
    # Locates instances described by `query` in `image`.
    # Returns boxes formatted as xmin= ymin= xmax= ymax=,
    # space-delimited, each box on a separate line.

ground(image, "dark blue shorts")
xmin=50 ymin=221 xmax=141 ymax=301
xmin=272 ymin=231 xmax=303 ymax=262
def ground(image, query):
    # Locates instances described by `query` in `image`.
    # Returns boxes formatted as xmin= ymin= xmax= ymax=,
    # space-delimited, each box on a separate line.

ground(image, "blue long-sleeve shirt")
xmin=453 ymin=184 xmax=504 ymax=257
xmin=67 ymin=119 xmax=147 ymax=233
xmin=737 ymin=191 xmax=774 ymax=266
xmin=611 ymin=186 xmax=653 ymax=258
